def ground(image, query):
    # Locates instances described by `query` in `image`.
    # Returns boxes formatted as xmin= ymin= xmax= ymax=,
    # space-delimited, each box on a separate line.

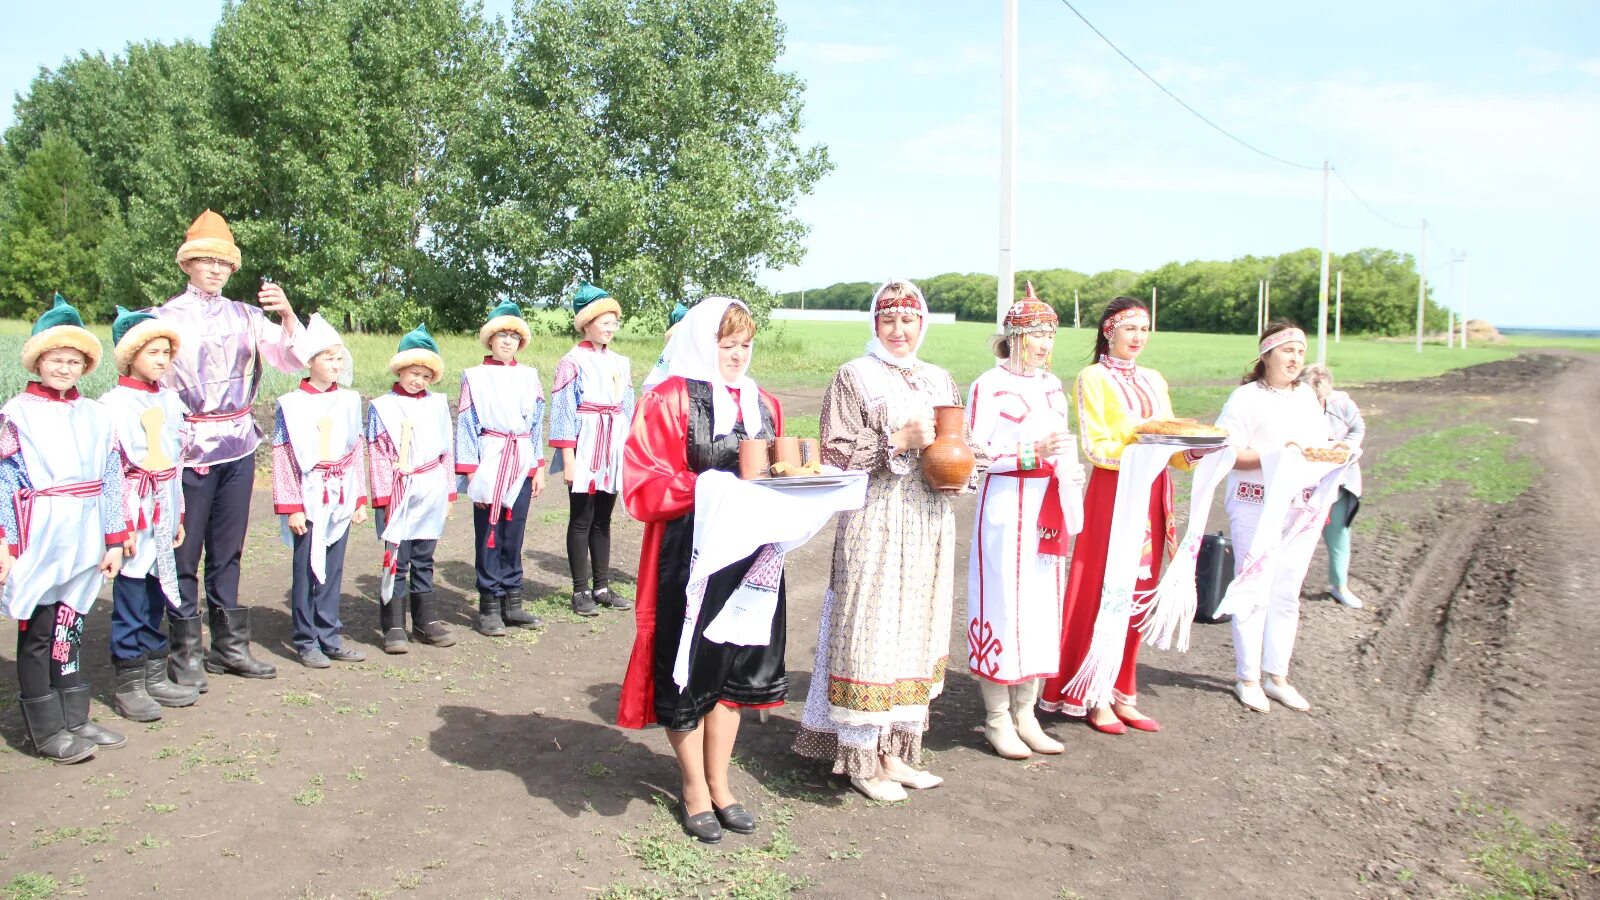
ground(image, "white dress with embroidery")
xmin=964 ymin=366 xmax=1071 ymax=684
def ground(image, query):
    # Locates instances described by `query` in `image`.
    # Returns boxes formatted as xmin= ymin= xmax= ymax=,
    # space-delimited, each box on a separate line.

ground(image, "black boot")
xmin=410 ymin=592 xmax=456 ymax=647
xmin=19 ymin=693 xmax=96 ymax=764
xmin=380 ymin=595 xmax=410 ymax=654
xmin=112 ymin=656 xmax=162 ymax=722
xmin=203 ymin=607 xmax=278 ymax=679
xmin=570 ymin=589 xmax=599 ymax=618
xmin=167 ymin=614 xmax=209 ymax=694
xmin=61 ymin=684 xmax=126 ymax=750
xmin=476 ymin=592 xmax=506 ymax=637
xmin=501 ymin=588 xmax=542 ymax=628
xmin=144 ymin=650 xmax=199 ymax=708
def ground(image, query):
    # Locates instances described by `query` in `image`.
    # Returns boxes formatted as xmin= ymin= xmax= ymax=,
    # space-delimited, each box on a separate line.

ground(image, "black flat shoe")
xmin=713 ymin=803 xmax=755 ymax=835
xmin=680 ymin=805 xmax=723 ymax=844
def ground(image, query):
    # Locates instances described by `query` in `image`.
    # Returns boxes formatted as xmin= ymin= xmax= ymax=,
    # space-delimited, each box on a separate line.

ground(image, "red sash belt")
xmin=313 ymin=444 xmax=361 ymax=506
xmin=991 ymin=463 xmax=1064 ymax=554
xmin=480 ymin=429 xmax=532 ymax=548
xmin=122 ymin=454 xmax=179 ymax=532
xmin=387 ymin=452 xmax=447 ymax=524
xmin=184 ymin=406 xmax=253 ymax=423
xmin=576 ymin=402 xmax=623 ymax=485
xmin=14 ymin=479 xmax=103 ymax=555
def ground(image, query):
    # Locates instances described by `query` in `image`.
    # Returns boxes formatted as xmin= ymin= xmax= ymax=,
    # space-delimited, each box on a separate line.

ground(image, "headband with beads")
xmin=1258 ymin=327 xmax=1307 ymax=358
xmin=1101 ymin=306 xmax=1149 ymax=338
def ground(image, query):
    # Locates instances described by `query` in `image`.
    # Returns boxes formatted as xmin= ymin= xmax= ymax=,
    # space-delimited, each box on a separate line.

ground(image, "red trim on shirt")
xmin=117 ymin=375 xmax=160 ymax=393
xmin=391 ymin=383 xmax=429 ymax=398
xmin=482 ymin=356 xmax=518 ymax=366
xmin=549 ymin=439 xmax=578 ymax=449
xmin=298 ymin=379 xmax=339 ymax=394
xmin=24 ymin=383 xmax=80 ymax=402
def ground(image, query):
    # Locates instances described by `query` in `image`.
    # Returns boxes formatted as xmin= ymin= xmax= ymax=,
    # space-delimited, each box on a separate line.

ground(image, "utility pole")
xmin=1150 ymin=286 xmax=1157 ymax=332
xmin=1265 ymin=279 xmax=1271 ymax=327
xmin=1316 ymin=160 xmax=1332 ymax=365
xmin=1459 ymin=251 xmax=1468 ymax=350
xmin=995 ymin=0 xmax=1018 ymax=333
xmin=1415 ymin=219 xmax=1428 ymax=352
xmin=1257 ymin=279 xmax=1264 ymax=337
xmin=1073 ymin=289 xmax=1080 ymax=328
xmin=1334 ymin=271 xmax=1343 ymax=343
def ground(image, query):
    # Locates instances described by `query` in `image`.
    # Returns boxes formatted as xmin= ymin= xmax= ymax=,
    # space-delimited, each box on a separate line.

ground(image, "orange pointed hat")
xmin=175 ymin=209 xmax=242 ymax=270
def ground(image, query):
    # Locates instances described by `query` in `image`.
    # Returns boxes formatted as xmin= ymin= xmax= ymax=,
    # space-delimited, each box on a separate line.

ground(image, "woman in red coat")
xmin=616 ymin=297 xmax=785 ymax=845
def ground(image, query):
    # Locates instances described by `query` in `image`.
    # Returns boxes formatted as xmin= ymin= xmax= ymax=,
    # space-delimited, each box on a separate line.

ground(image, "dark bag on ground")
xmin=1194 ymin=531 xmax=1234 ymax=624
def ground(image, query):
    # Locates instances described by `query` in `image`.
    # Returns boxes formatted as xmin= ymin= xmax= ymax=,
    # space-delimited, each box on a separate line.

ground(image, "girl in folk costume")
xmin=1041 ymin=297 xmax=1196 ymax=734
xmin=549 ymin=281 xmax=636 ymax=617
xmin=0 ymin=297 xmax=130 ymax=763
xmin=641 ymin=301 xmax=691 ymax=393
xmin=966 ymin=287 xmax=1086 ymax=760
xmin=793 ymin=279 xmax=965 ymax=801
xmin=619 ymin=298 xmax=787 ymax=844
xmin=456 ymin=299 xmax=548 ymax=636
xmin=102 ymin=307 xmax=201 ymax=721
xmin=156 ymin=209 xmax=305 ymax=684
xmin=367 ymin=325 xmax=457 ymax=654
xmin=1218 ymin=323 xmax=1350 ymax=713
xmin=271 ymin=315 xmax=370 ymax=668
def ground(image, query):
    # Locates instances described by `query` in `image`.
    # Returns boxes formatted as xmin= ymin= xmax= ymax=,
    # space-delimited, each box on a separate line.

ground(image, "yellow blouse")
xmin=1074 ymin=358 xmax=1193 ymax=471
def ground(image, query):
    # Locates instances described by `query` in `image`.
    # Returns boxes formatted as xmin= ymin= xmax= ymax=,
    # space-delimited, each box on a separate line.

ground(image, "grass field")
xmin=0 ymin=315 xmax=1581 ymax=425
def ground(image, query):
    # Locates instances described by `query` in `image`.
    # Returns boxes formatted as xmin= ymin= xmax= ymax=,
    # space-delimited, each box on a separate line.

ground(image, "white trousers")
xmin=1226 ymin=495 xmax=1322 ymax=683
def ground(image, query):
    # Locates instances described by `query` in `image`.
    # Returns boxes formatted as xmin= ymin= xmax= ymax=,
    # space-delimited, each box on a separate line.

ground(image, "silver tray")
xmin=1135 ymin=433 xmax=1229 ymax=448
xmin=748 ymin=474 xmax=863 ymax=490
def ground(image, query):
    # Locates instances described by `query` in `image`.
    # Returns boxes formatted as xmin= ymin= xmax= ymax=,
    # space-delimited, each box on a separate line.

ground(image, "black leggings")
xmin=17 ymin=604 xmax=83 ymax=699
xmin=566 ymin=488 xmax=617 ymax=592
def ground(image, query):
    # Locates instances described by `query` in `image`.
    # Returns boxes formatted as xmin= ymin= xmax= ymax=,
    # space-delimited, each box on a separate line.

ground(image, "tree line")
xmin=0 ymin=0 xmax=830 ymax=332
xmin=779 ymin=248 xmax=1449 ymax=336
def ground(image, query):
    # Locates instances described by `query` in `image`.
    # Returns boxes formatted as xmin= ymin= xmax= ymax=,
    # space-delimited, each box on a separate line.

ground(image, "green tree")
xmin=476 ymin=0 xmax=831 ymax=320
xmin=0 ymin=132 xmax=116 ymax=318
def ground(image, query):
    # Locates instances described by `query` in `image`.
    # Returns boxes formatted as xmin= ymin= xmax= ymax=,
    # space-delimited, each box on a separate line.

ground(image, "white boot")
xmin=1011 ymin=679 xmax=1064 ymax=754
xmin=979 ymin=680 xmax=1031 ymax=759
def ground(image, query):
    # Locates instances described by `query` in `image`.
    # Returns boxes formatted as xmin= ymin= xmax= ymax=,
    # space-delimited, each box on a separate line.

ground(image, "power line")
xmin=1055 ymin=0 xmax=1321 ymax=172
xmin=1329 ymin=166 xmax=1421 ymax=231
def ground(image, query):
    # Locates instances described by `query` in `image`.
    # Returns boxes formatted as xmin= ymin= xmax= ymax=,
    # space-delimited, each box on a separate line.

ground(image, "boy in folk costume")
xmin=271 ymin=315 xmax=370 ymax=668
xmin=456 ymin=299 xmax=548 ymax=636
xmin=367 ymin=324 xmax=457 ymax=653
xmin=102 ymin=307 xmax=201 ymax=721
xmin=0 ymin=297 xmax=130 ymax=763
xmin=549 ymin=282 xmax=635 ymax=617
xmin=155 ymin=209 xmax=306 ymax=684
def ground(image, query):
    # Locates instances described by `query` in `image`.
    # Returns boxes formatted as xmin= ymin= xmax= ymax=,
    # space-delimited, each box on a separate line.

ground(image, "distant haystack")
xmin=1465 ymin=319 xmax=1504 ymax=343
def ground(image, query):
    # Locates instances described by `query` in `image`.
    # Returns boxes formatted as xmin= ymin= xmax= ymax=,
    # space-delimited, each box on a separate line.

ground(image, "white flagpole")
xmin=995 ymin=0 xmax=1018 ymax=333
xmin=1334 ymin=270 xmax=1343 ymax=343
xmin=1316 ymin=160 xmax=1332 ymax=364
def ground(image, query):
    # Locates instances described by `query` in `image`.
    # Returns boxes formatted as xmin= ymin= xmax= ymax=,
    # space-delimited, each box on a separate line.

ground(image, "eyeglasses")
xmin=190 ymin=257 xmax=235 ymax=271
xmin=40 ymin=355 xmax=87 ymax=371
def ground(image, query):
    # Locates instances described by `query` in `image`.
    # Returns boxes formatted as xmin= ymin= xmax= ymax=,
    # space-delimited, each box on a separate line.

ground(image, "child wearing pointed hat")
xmin=0 ymin=296 xmax=131 ymax=763
xmin=549 ymin=281 xmax=635 ymax=616
xmin=100 ymin=306 xmax=201 ymax=721
xmin=367 ymin=324 xmax=458 ymax=654
xmin=156 ymin=209 xmax=306 ymax=684
xmin=270 ymin=314 xmax=370 ymax=668
xmin=456 ymin=299 xmax=548 ymax=636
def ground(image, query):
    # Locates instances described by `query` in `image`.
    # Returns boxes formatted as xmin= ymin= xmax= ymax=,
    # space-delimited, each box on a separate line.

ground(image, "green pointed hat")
xmin=23 ymin=294 xmax=103 ymax=375
xmin=389 ymin=323 xmax=445 ymax=383
xmin=669 ymin=301 xmax=691 ymax=327
xmin=111 ymin=305 xmax=183 ymax=376
xmin=572 ymin=280 xmax=622 ymax=332
xmin=479 ymin=298 xmax=530 ymax=349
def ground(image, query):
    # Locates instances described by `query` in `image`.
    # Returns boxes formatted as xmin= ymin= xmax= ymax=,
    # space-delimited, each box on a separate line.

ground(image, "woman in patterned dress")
xmin=793 ymin=279 xmax=966 ymax=802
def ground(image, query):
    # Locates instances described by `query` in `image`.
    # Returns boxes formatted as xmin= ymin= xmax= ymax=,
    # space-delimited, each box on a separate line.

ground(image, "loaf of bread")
xmin=1301 ymin=445 xmax=1350 ymax=464
xmin=1135 ymin=418 xmax=1228 ymax=438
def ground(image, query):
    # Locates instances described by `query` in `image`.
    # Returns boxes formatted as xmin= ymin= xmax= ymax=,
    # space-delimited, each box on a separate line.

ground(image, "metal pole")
xmin=1316 ymin=160 xmax=1332 ymax=365
xmin=1265 ymin=278 xmax=1271 ymax=326
xmin=995 ymin=0 xmax=1018 ymax=333
xmin=1334 ymin=270 xmax=1343 ymax=343
xmin=1150 ymin=286 xmax=1157 ymax=332
xmin=1446 ymin=249 xmax=1458 ymax=349
xmin=1074 ymin=289 xmax=1080 ymax=328
xmin=1459 ymin=251 xmax=1468 ymax=349
xmin=1415 ymin=219 xmax=1427 ymax=352
xmin=1257 ymin=279 xmax=1264 ymax=337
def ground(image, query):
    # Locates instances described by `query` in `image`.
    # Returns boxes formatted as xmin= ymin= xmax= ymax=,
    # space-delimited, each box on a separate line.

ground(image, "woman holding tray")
xmin=1040 ymin=296 xmax=1195 ymax=735
xmin=617 ymin=297 xmax=785 ymax=843
xmin=966 ymin=286 xmax=1084 ymax=760
xmin=1216 ymin=323 xmax=1333 ymax=713
xmin=793 ymin=279 xmax=967 ymax=802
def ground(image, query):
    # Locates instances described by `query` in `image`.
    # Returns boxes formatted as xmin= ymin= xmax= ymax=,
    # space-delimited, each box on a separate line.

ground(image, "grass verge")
xmin=1368 ymin=424 xmax=1539 ymax=504
xmin=1456 ymin=796 xmax=1600 ymax=898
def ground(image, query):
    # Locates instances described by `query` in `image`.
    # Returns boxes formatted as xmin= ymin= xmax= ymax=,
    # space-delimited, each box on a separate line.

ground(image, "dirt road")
xmin=2 ymin=352 xmax=1596 ymax=898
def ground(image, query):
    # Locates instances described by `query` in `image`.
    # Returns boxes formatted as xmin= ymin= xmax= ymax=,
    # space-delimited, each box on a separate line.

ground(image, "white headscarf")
xmin=863 ymin=278 xmax=929 ymax=370
xmin=665 ymin=296 xmax=766 ymax=439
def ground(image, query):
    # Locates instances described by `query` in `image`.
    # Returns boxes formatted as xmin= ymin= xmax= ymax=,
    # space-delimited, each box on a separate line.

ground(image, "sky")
xmin=3 ymin=0 xmax=1597 ymax=329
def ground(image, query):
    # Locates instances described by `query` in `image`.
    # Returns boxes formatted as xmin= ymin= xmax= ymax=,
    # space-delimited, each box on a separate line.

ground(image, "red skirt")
xmin=1039 ymin=465 xmax=1170 ymax=715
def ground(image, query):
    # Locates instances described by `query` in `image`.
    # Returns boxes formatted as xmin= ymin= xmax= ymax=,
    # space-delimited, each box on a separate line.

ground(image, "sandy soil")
xmin=2 ymin=352 xmax=1597 ymax=899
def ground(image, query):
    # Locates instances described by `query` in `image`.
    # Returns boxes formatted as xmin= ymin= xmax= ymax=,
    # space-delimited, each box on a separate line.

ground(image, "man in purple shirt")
xmin=154 ymin=210 xmax=306 ymax=686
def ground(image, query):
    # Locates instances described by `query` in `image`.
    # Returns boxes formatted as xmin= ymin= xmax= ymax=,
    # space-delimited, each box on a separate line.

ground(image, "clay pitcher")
xmin=921 ymin=405 xmax=976 ymax=491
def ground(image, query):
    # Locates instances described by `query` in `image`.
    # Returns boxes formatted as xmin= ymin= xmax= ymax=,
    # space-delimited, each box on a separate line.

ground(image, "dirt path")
xmin=2 ymin=353 xmax=1597 ymax=899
